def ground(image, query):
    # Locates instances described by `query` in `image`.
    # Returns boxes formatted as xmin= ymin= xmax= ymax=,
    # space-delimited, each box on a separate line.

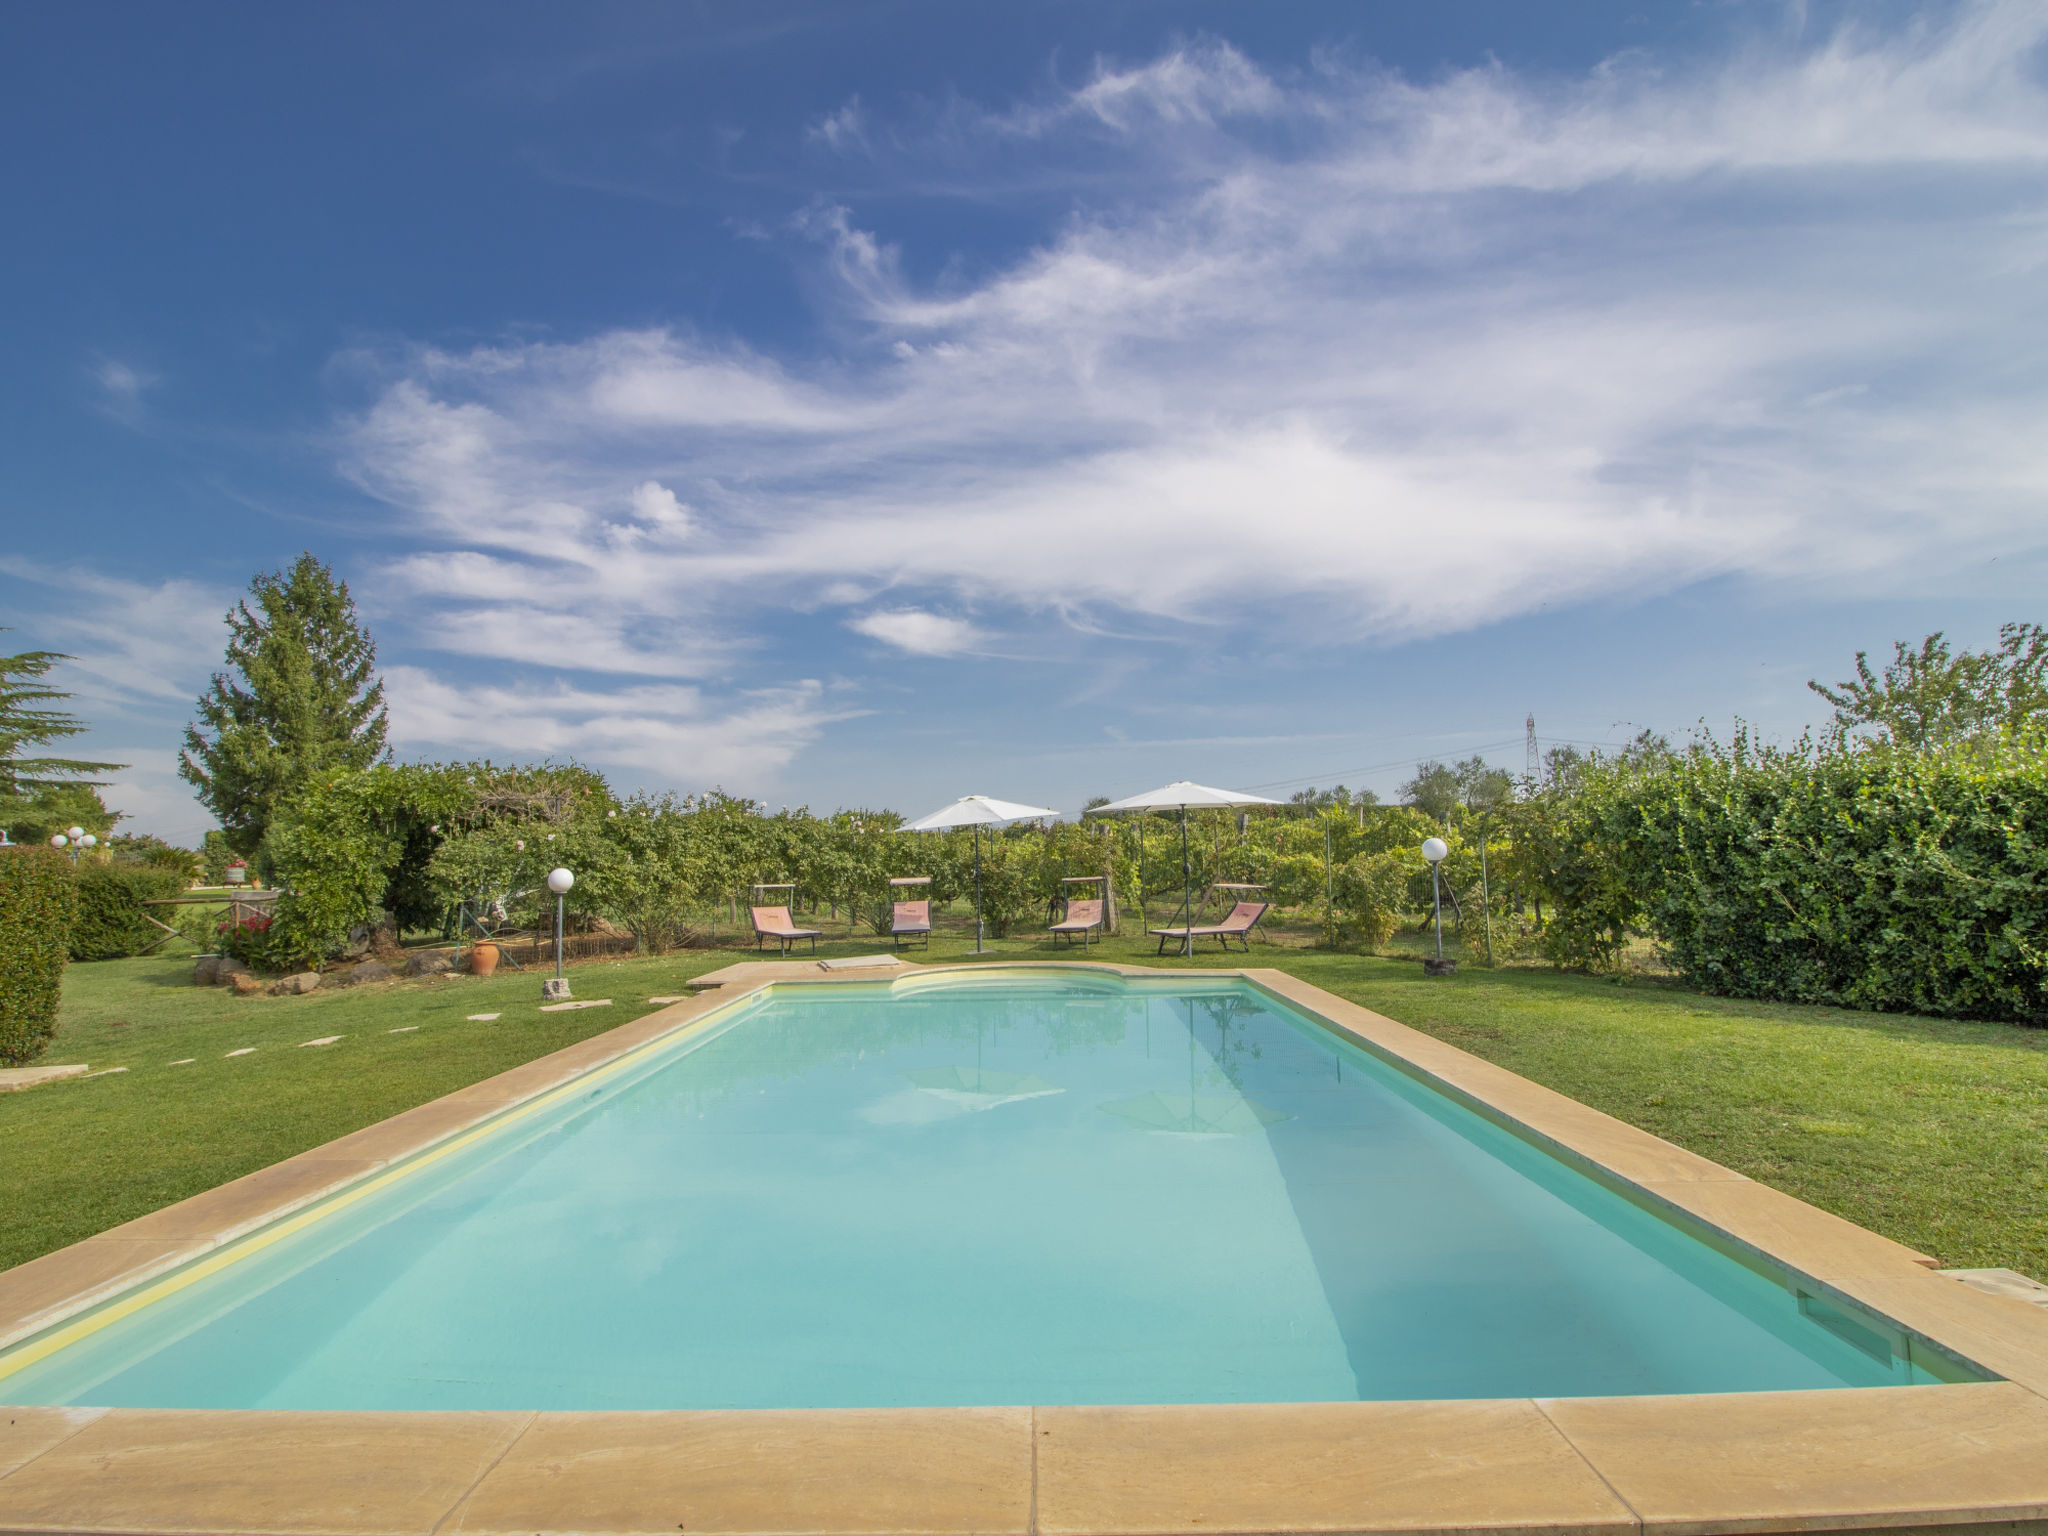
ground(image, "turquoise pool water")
xmin=0 ymin=971 xmax=1966 ymax=1409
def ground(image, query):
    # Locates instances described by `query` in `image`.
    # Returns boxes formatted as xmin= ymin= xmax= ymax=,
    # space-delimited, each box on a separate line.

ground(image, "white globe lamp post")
xmin=1421 ymin=837 xmax=1450 ymax=971
xmin=545 ymin=868 xmax=575 ymax=999
xmin=51 ymin=828 xmax=96 ymax=862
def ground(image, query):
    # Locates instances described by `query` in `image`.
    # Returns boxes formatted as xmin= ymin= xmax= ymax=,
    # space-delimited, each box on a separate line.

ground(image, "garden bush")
xmin=68 ymin=864 xmax=186 ymax=961
xmin=0 ymin=846 xmax=76 ymax=1065
xmin=1528 ymin=730 xmax=2048 ymax=1019
xmin=1331 ymin=849 xmax=1412 ymax=947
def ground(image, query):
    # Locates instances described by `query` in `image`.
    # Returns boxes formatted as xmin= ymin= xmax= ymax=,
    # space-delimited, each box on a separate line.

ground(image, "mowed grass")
xmin=5 ymin=914 xmax=2046 ymax=1281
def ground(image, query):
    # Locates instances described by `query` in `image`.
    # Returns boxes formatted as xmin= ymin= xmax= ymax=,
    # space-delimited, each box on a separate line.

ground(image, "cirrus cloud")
xmin=337 ymin=3 xmax=2048 ymax=715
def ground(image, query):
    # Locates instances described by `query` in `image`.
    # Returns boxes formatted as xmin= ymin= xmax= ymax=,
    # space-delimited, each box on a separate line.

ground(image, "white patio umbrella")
xmin=901 ymin=795 xmax=1059 ymax=954
xmin=1085 ymin=781 xmax=1281 ymax=955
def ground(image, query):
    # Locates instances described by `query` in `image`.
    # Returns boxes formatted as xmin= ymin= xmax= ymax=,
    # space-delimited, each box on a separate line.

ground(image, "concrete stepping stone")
xmin=169 ymin=1059 xmax=196 ymax=1066
xmin=225 ymin=1048 xmax=256 ymax=1057
xmin=82 ymin=1067 xmax=129 ymax=1078
xmin=0 ymin=1064 xmax=90 ymax=1092
xmin=388 ymin=1026 xmax=419 ymax=1034
xmin=540 ymin=999 xmax=612 ymax=1012
xmin=466 ymin=1012 xmax=502 ymax=1022
xmin=647 ymin=995 xmax=687 ymax=1004
xmin=300 ymin=1036 xmax=343 ymax=1047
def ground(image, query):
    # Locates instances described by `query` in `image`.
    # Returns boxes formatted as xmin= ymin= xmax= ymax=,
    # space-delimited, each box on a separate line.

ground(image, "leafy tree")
xmin=0 ymin=639 xmax=125 ymax=828
xmin=1289 ymin=784 xmax=1378 ymax=811
xmin=1539 ymin=743 xmax=1589 ymax=792
xmin=180 ymin=554 xmax=389 ymax=858
xmin=1808 ymin=624 xmax=2048 ymax=747
xmin=1400 ymin=761 xmax=1460 ymax=824
xmin=1453 ymin=757 xmax=1514 ymax=816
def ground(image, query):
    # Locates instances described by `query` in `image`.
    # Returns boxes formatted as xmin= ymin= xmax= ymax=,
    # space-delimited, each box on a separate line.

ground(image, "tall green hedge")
xmin=69 ymin=865 xmax=186 ymax=962
xmin=1 ymin=846 xmax=76 ymax=1065
xmin=1531 ymin=733 xmax=2048 ymax=1021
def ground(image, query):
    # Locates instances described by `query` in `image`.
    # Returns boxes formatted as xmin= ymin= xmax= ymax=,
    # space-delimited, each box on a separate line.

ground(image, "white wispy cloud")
xmin=335 ymin=3 xmax=2048 ymax=712
xmin=381 ymin=666 xmax=857 ymax=784
xmin=847 ymin=609 xmax=984 ymax=656
xmin=0 ymin=560 xmax=228 ymax=712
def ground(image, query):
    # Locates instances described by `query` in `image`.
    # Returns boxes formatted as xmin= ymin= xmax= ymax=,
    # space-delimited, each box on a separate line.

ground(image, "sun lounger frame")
xmin=889 ymin=876 xmax=932 ymax=951
xmin=749 ymin=885 xmax=822 ymax=957
xmin=1149 ymin=900 xmax=1269 ymax=955
xmin=1048 ymin=875 xmax=1107 ymax=948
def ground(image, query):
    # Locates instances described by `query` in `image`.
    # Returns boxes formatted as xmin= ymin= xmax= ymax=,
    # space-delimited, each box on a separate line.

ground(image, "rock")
xmin=229 ymin=972 xmax=265 ymax=996
xmin=193 ymin=955 xmax=222 ymax=986
xmin=270 ymin=971 xmax=322 ymax=996
xmin=217 ymin=958 xmax=253 ymax=986
xmin=346 ymin=960 xmax=393 ymax=986
xmin=340 ymin=925 xmax=372 ymax=960
xmin=404 ymin=951 xmax=454 ymax=978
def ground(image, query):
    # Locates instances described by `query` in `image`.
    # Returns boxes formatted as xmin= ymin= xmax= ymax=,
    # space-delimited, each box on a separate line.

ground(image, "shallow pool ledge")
xmin=7 ymin=960 xmax=2048 ymax=1535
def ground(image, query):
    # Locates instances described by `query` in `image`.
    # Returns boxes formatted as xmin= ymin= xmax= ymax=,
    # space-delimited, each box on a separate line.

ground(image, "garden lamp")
xmin=1422 ymin=837 xmax=1449 ymax=962
xmin=547 ymin=867 xmax=574 ymax=983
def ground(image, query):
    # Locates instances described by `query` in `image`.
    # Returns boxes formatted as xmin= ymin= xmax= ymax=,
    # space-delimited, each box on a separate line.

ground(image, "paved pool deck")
xmin=3 ymin=959 xmax=2047 ymax=1536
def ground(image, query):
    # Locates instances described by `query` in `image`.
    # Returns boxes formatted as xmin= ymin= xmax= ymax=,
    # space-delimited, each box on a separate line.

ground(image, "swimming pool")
xmin=0 ymin=969 xmax=1979 ymax=1410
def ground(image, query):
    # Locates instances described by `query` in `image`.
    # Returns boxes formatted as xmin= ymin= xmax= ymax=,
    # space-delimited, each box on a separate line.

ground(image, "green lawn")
xmin=5 ymin=916 xmax=2045 ymax=1281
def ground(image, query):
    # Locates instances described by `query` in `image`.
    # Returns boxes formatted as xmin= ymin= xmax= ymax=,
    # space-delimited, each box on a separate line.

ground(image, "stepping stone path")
xmin=300 ymin=1036 xmax=343 ymax=1047
xmin=540 ymin=999 xmax=611 ymax=1012
xmin=225 ymin=1048 xmax=256 ymax=1057
xmin=466 ymin=1013 xmax=501 ymax=1022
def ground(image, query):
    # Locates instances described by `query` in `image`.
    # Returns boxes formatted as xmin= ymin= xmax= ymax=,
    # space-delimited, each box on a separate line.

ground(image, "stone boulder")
xmin=216 ymin=957 xmax=253 ymax=987
xmin=345 ymin=959 xmax=393 ymax=986
xmin=229 ymin=972 xmax=265 ymax=997
xmin=339 ymin=925 xmax=373 ymax=961
xmin=193 ymin=955 xmax=222 ymax=986
xmin=403 ymin=951 xmax=454 ymax=978
xmin=270 ymin=971 xmax=323 ymax=996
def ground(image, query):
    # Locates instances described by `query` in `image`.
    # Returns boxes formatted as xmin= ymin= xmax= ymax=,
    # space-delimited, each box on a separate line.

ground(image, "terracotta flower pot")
xmin=468 ymin=942 xmax=500 ymax=977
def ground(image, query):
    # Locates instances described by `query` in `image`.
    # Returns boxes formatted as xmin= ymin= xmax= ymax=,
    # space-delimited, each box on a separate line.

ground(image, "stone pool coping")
xmin=1 ymin=958 xmax=2046 ymax=1536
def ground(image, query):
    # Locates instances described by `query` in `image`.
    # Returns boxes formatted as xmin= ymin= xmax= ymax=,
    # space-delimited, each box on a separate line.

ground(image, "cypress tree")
xmin=180 ymin=554 xmax=389 ymax=856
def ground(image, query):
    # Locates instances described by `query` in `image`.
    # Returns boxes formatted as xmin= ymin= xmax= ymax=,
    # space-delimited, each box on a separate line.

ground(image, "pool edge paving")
xmin=5 ymin=958 xmax=2048 ymax=1535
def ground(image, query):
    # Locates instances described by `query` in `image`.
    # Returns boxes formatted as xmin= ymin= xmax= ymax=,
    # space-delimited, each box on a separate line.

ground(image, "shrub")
xmin=1331 ymin=850 xmax=1411 ymax=948
xmin=0 ymin=846 xmax=76 ymax=1065
xmin=68 ymin=865 xmax=186 ymax=961
xmin=1526 ymin=729 xmax=2048 ymax=1018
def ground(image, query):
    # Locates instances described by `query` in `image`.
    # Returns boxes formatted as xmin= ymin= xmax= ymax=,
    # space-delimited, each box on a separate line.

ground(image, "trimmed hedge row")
xmin=1536 ymin=733 xmax=2048 ymax=1021
xmin=69 ymin=865 xmax=186 ymax=962
xmin=1 ymin=846 xmax=76 ymax=1065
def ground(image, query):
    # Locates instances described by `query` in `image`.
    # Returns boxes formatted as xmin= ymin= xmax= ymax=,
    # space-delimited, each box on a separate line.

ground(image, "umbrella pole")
xmin=1180 ymin=805 xmax=1193 ymax=958
xmin=974 ymin=826 xmax=985 ymax=955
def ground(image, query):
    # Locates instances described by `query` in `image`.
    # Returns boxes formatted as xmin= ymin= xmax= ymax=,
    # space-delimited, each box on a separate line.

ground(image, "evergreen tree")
xmin=0 ymin=639 xmax=126 ymax=832
xmin=180 ymin=554 xmax=389 ymax=856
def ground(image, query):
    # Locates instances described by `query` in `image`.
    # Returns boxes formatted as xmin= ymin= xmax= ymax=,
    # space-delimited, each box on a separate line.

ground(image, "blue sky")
xmin=4 ymin=1 xmax=2045 ymax=840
